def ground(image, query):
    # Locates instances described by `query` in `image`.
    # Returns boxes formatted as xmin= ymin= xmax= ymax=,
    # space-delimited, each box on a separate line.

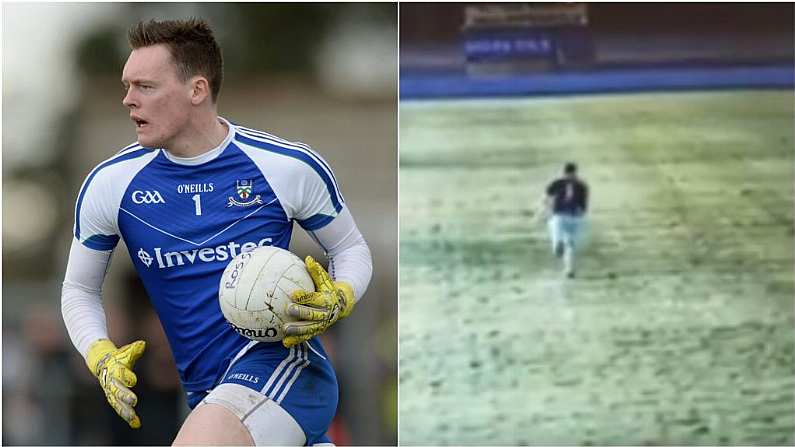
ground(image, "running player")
xmin=60 ymin=18 xmax=372 ymax=446
xmin=543 ymin=162 xmax=588 ymax=278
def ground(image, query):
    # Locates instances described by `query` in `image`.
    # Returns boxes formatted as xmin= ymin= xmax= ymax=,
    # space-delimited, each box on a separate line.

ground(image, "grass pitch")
xmin=398 ymin=90 xmax=795 ymax=445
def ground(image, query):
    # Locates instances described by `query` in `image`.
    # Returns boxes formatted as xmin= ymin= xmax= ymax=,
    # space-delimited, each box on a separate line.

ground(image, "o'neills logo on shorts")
xmin=226 ymin=372 xmax=260 ymax=384
xmin=136 ymin=238 xmax=272 ymax=269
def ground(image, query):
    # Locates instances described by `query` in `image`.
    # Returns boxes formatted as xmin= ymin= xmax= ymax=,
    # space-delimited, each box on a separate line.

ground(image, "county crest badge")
xmin=237 ymin=179 xmax=252 ymax=200
xmin=228 ymin=179 xmax=263 ymax=207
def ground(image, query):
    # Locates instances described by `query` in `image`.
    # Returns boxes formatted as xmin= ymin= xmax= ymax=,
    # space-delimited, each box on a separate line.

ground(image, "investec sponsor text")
xmin=140 ymin=238 xmax=272 ymax=268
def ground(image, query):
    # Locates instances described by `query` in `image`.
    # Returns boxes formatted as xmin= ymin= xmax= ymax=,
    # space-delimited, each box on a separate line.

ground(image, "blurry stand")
xmin=462 ymin=3 xmax=595 ymax=76
xmin=315 ymin=4 xmax=397 ymax=101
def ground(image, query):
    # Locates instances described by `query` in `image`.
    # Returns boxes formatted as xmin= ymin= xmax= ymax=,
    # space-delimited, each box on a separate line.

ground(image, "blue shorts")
xmin=186 ymin=339 xmax=338 ymax=445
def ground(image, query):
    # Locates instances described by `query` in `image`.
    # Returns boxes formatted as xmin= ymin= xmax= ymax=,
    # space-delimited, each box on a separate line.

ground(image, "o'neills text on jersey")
xmin=177 ymin=183 xmax=214 ymax=194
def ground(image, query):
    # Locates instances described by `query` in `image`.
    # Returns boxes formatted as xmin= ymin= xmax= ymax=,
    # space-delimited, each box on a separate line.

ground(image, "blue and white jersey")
xmin=73 ymin=118 xmax=344 ymax=392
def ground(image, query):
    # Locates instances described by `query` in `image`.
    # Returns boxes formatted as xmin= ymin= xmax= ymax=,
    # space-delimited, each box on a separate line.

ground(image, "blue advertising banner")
xmin=464 ymin=29 xmax=556 ymax=62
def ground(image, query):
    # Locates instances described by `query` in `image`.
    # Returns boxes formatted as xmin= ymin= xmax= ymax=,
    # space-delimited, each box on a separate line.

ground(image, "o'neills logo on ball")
xmin=228 ymin=321 xmax=278 ymax=339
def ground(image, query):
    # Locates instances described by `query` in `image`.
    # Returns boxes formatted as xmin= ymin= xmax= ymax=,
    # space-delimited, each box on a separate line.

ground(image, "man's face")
xmin=121 ymin=44 xmax=193 ymax=148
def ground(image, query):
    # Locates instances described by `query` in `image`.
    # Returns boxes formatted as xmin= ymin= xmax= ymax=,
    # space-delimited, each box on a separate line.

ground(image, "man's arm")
xmin=532 ymin=194 xmax=553 ymax=224
xmin=61 ymin=240 xmax=112 ymax=355
xmin=542 ymin=194 xmax=554 ymax=215
xmin=282 ymin=206 xmax=372 ymax=347
xmin=61 ymin=239 xmax=146 ymax=428
xmin=582 ymin=183 xmax=589 ymax=213
xmin=536 ymin=180 xmax=559 ymax=222
xmin=308 ymin=206 xmax=372 ymax=300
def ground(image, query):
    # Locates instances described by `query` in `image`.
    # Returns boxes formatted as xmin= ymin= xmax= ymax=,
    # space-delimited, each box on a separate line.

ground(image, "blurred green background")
xmin=2 ymin=3 xmax=396 ymax=445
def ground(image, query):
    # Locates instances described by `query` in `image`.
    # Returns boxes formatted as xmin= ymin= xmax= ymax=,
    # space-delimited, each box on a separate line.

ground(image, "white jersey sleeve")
xmin=235 ymin=128 xmax=372 ymax=299
xmin=235 ymin=128 xmax=344 ymax=230
xmin=64 ymin=144 xmax=158 ymax=357
xmin=73 ymin=145 xmax=158 ymax=249
xmin=62 ymin=239 xmax=113 ymax=358
xmin=309 ymin=206 xmax=372 ymax=300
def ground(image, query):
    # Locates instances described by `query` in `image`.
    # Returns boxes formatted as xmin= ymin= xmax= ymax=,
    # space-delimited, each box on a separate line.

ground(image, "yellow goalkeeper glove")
xmin=282 ymin=256 xmax=356 ymax=348
xmin=86 ymin=339 xmax=146 ymax=429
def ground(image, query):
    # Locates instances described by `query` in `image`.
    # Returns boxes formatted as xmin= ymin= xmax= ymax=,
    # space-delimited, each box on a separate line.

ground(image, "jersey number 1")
xmin=192 ymin=194 xmax=202 ymax=216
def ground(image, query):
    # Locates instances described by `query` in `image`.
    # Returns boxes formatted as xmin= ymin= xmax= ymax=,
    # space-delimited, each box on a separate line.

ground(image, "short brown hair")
xmin=128 ymin=18 xmax=223 ymax=102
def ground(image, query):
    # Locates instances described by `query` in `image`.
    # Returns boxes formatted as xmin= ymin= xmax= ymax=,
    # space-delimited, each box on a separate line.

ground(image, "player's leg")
xmin=173 ymin=383 xmax=306 ymax=446
xmin=173 ymin=399 xmax=255 ymax=446
xmin=548 ymin=215 xmax=564 ymax=257
xmin=563 ymin=245 xmax=575 ymax=277
xmin=562 ymin=216 xmax=581 ymax=278
xmin=275 ymin=340 xmax=340 ymax=445
xmin=177 ymin=341 xmax=338 ymax=446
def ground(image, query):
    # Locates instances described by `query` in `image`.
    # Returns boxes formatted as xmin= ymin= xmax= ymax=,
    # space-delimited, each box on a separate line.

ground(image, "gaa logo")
xmin=132 ymin=190 xmax=165 ymax=204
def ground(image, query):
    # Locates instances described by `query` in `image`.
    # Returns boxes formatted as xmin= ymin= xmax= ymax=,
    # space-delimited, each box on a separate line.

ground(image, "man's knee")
xmin=173 ymin=402 xmax=254 ymax=446
xmin=174 ymin=383 xmax=307 ymax=446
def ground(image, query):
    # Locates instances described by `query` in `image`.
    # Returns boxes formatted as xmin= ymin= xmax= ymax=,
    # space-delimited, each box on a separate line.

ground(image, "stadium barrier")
xmin=399 ymin=64 xmax=794 ymax=99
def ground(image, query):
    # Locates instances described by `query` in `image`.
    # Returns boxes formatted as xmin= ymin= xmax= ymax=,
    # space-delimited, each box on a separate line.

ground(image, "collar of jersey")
xmin=160 ymin=117 xmax=234 ymax=166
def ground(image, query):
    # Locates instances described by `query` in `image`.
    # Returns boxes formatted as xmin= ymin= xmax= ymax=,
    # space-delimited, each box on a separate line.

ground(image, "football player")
xmin=61 ymin=18 xmax=372 ymax=446
xmin=542 ymin=162 xmax=588 ymax=278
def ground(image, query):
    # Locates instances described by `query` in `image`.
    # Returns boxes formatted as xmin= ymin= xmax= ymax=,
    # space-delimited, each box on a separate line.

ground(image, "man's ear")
xmin=190 ymin=76 xmax=211 ymax=105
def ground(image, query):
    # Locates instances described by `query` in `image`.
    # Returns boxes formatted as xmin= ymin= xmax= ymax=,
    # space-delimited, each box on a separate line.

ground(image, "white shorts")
xmin=199 ymin=382 xmax=307 ymax=446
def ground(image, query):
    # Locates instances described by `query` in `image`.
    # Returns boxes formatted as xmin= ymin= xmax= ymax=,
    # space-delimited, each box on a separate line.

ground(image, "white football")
xmin=218 ymin=246 xmax=314 ymax=342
